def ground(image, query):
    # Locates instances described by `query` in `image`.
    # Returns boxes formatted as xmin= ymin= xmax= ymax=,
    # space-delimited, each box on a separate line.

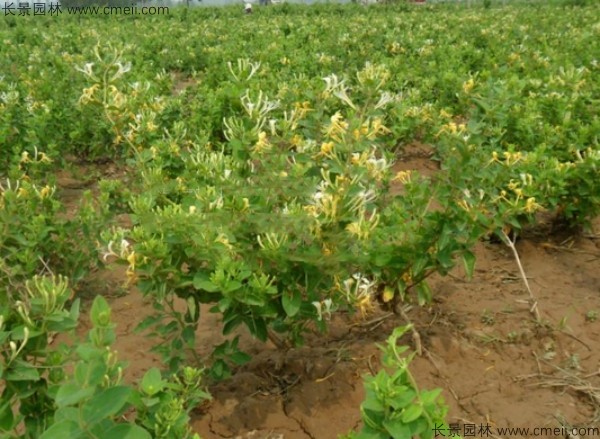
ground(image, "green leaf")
xmin=90 ymin=295 xmax=112 ymax=328
xmin=75 ymin=359 xmax=107 ymax=387
xmin=352 ymin=426 xmax=390 ymax=439
xmin=230 ymin=351 xmax=251 ymax=366
xmin=4 ymin=360 xmax=40 ymax=381
xmin=222 ymin=314 xmax=242 ymax=335
xmin=217 ymin=297 xmax=232 ymax=312
xmin=354 ymin=424 xmax=389 ymax=439
xmin=361 ymin=391 xmax=384 ymax=413
xmin=39 ymin=420 xmax=84 ymax=439
xmin=401 ymin=404 xmax=423 ymax=423
xmin=55 ymin=383 xmax=96 ymax=407
xmin=101 ymin=424 xmax=152 ymax=439
xmin=374 ymin=252 xmax=391 ymax=267
xmin=82 ymin=386 xmax=132 ymax=425
xmin=246 ymin=317 xmax=268 ymax=342
xmin=389 ymin=389 xmax=416 ymax=410
xmin=182 ymin=325 xmax=196 ymax=348
xmin=282 ymin=290 xmax=301 ymax=317
xmin=462 ymin=250 xmax=476 ymax=280
xmin=436 ymin=248 xmax=454 ymax=269
xmin=141 ymin=368 xmax=165 ymax=397
xmin=412 ymin=257 xmax=429 ymax=277
xmin=210 ymin=359 xmax=230 ymax=380
xmin=69 ymin=298 xmax=81 ymax=321
xmin=382 ymin=419 xmax=412 ymax=439
xmin=75 ymin=343 xmax=102 ymax=362
xmin=420 ymin=388 xmax=442 ymax=405
xmin=409 ymin=417 xmax=429 ymax=436
xmin=185 ymin=296 xmax=199 ymax=323
xmin=415 ymin=282 xmax=432 ymax=306
xmin=135 ymin=314 xmax=164 ymax=333
xmin=0 ymin=400 xmax=15 ymax=431
xmin=237 ymin=292 xmax=265 ymax=307
xmin=193 ymin=274 xmax=219 ymax=292
xmin=53 ymin=407 xmax=80 ymax=424
xmin=224 ymin=280 xmax=243 ymax=293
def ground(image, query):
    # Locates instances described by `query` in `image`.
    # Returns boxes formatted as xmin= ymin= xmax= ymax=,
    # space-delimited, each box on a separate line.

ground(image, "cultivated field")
xmin=1 ymin=2 xmax=599 ymax=438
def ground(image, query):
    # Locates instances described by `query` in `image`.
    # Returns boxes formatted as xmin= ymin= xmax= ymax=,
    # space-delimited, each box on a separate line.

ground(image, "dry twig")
xmin=500 ymin=230 xmax=541 ymax=321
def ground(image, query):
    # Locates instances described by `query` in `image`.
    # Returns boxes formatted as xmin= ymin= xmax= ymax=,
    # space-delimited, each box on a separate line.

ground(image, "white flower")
xmin=75 ymin=62 xmax=95 ymax=77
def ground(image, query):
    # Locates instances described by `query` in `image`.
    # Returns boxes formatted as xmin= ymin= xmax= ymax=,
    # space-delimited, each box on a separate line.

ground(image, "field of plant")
xmin=1 ymin=1 xmax=599 ymax=438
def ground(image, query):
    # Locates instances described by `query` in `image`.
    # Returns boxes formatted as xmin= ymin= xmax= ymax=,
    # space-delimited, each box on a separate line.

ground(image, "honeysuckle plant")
xmin=0 ymin=275 xmax=209 ymax=439
xmin=102 ymin=60 xmax=494 ymax=376
xmin=74 ymin=43 xmax=169 ymax=160
xmin=341 ymin=325 xmax=457 ymax=439
xmin=0 ymin=171 xmax=107 ymax=294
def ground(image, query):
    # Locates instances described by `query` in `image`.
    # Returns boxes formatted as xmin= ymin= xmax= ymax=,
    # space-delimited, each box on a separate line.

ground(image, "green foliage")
xmin=101 ymin=61 xmax=488 ymax=374
xmin=0 ymin=170 xmax=107 ymax=294
xmin=1 ymin=3 xmax=598 ymax=436
xmin=341 ymin=325 xmax=456 ymax=439
xmin=0 ymin=275 xmax=78 ymax=437
xmin=73 ymin=2 xmax=597 ymax=374
xmin=0 ymin=277 xmax=209 ymax=439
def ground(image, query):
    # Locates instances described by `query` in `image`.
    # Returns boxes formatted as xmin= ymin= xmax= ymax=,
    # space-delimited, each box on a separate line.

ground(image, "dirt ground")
xmin=56 ymin=154 xmax=600 ymax=439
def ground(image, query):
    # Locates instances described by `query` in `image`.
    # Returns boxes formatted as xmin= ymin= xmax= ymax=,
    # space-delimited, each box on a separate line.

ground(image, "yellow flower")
xmin=39 ymin=186 xmax=52 ymax=199
xmin=462 ymin=78 xmax=475 ymax=94
xmin=38 ymin=152 xmax=52 ymax=163
xmin=345 ymin=222 xmax=361 ymax=237
xmin=290 ymin=134 xmax=302 ymax=147
xmin=127 ymin=251 xmax=136 ymax=272
xmin=436 ymin=122 xmax=466 ymax=137
xmin=513 ymin=188 xmax=523 ymax=198
xmin=253 ymin=131 xmax=271 ymax=154
xmin=303 ymin=205 xmax=318 ymax=217
xmin=525 ymin=197 xmax=541 ymax=213
xmin=392 ymin=171 xmax=412 ymax=184
xmin=440 ymin=109 xmax=453 ymax=119
xmin=457 ymin=199 xmax=471 ymax=211
xmin=79 ymin=84 xmax=100 ymax=105
xmin=507 ymin=180 xmax=519 ymax=191
xmin=335 ymin=174 xmax=349 ymax=186
xmin=215 ymin=233 xmax=234 ymax=251
xmin=356 ymin=293 xmax=375 ymax=318
xmin=367 ymin=118 xmax=391 ymax=139
xmin=324 ymin=112 xmax=348 ymax=141
xmin=146 ymin=121 xmax=158 ymax=132
xmin=320 ymin=141 xmax=335 ymax=157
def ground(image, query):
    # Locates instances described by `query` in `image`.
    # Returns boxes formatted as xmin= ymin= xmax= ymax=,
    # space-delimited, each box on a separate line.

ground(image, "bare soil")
xmin=56 ymin=154 xmax=600 ymax=439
